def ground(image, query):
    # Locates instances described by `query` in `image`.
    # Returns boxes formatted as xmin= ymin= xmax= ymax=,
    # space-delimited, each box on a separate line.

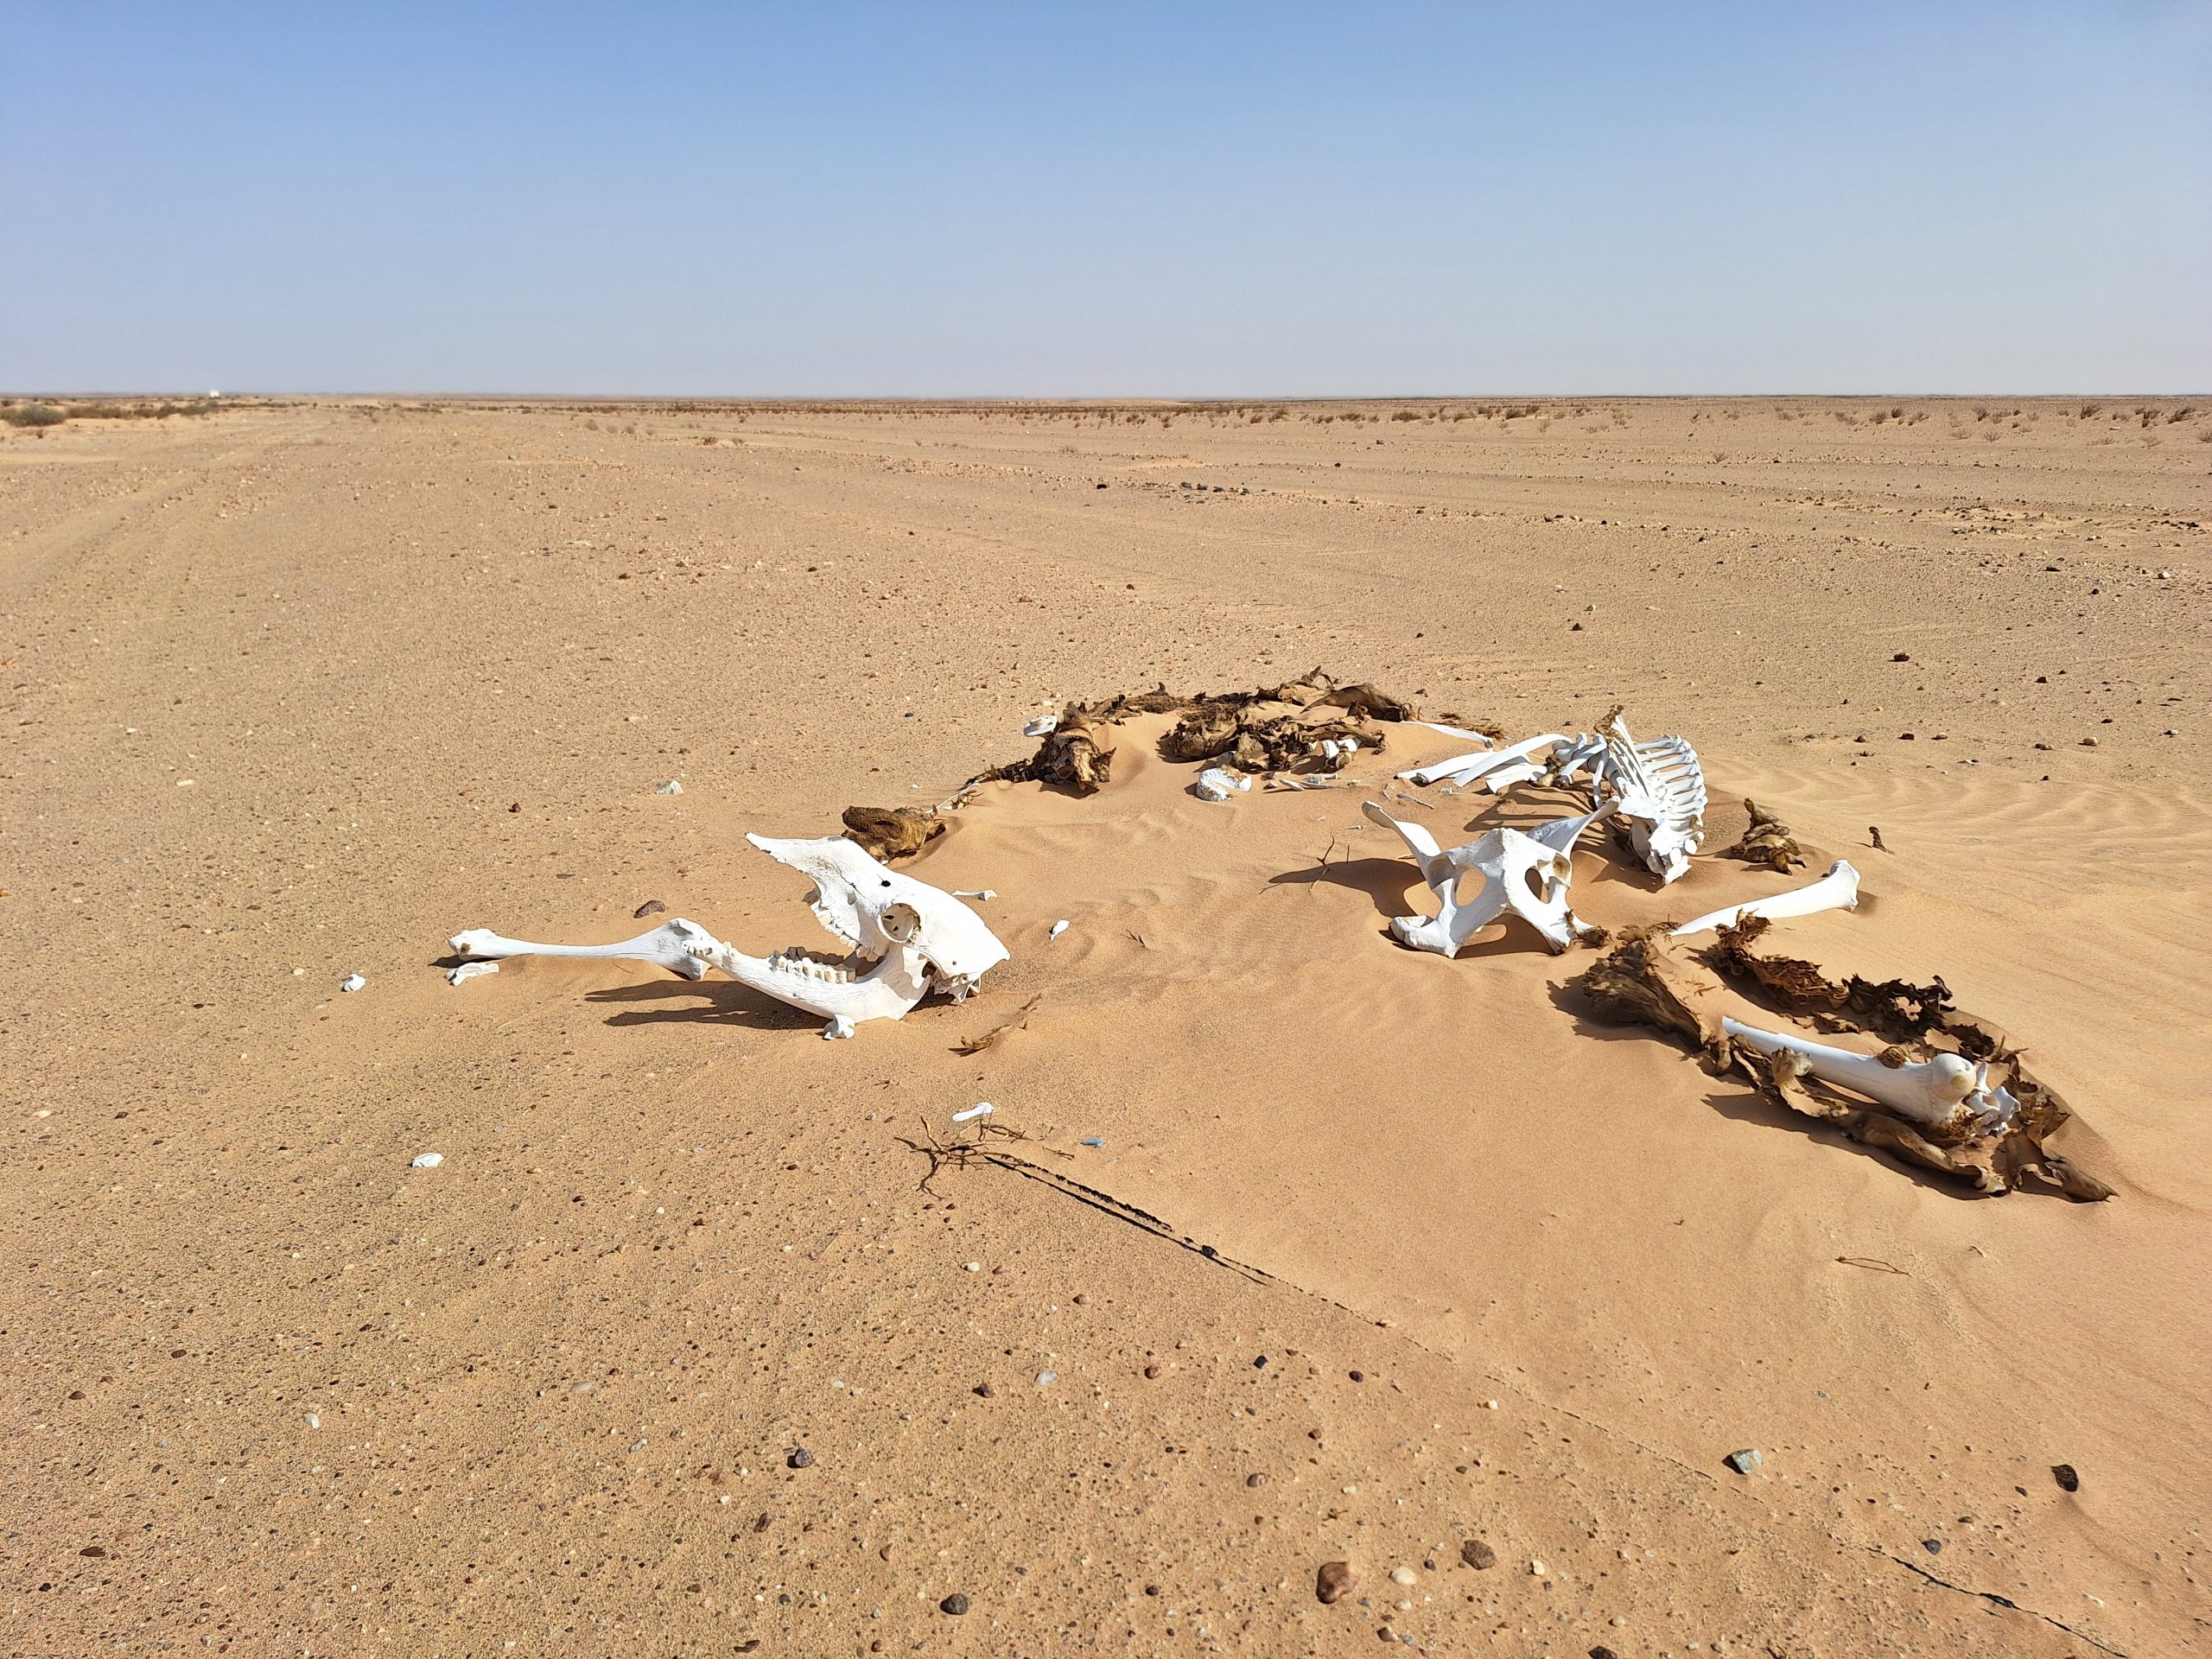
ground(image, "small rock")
xmin=786 ymin=1447 xmax=813 ymax=1470
xmin=938 ymin=1592 xmax=969 ymax=1616
xmin=1725 ymin=1448 xmax=1762 ymax=1474
xmin=1080 ymin=1136 xmax=1104 ymax=1147
xmin=1071 ymin=1294 xmax=1088 ymax=1305
xmin=1891 ymin=652 xmax=1910 ymax=662
xmin=1143 ymin=1363 xmax=1162 ymax=1379
xmin=1460 ymin=1540 xmax=1496 ymax=1570
xmin=410 ymin=1152 xmax=443 ymax=1168
xmin=339 ymin=974 xmax=366 ymax=992
xmin=1348 ymin=1370 xmax=1365 ymax=1382
xmin=1316 ymin=1560 xmax=1359 ymax=1604
xmin=1035 ymin=1370 xmax=1058 ymax=1386
xmin=2052 ymin=1463 xmax=2080 ymax=1492
xmin=1591 ymin=1648 xmax=1621 ymax=1659
xmin=1922 ymin=1538 xmax=1942 ymax=1554
xmin=1389 ymin=1566 xmax=1416 ymax=1586
xmin=1246 ymin=1472 xmax=1266 ymax=1488
xmin=634 ymin=899 xmax=667 ymax=918
xmin=2080 ymin=737 xmax=2098 ymax=747
xmin=973 ymin=1382 xmax=995 ymax=1398
xmin=1529 ymin=1559 xmax=1548 ymax=1577
xmin=654 ymin=779 xmax=683 ymax=795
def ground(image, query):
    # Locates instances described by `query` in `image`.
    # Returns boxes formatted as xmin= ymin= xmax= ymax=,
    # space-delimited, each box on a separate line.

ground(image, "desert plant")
xmin=3 ymin=403 xmax=66 ymax=428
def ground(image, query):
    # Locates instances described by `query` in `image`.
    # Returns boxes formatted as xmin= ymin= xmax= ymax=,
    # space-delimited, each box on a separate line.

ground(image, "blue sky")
xmin=4 ymin=3 xmax=2207 ymax=394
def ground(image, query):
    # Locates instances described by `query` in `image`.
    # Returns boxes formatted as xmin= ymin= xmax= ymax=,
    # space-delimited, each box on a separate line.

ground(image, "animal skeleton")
xmin=1670 ymin=861 xmax=1860 ymax=938
xmin=1363 ymin=799 xmax=1610 ymax=956
xmin=448 ymin=834 xmax=1008 ymax=1039
xmin=1395 ymin=712 xmax=1706 ymax=884
xmin=1723 ymin=1018 xmax=2018 ymax=1135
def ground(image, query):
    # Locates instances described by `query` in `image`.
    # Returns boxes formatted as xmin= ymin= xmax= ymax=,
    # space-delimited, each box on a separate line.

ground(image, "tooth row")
xmin=769 ymin=951 xmax=856 ymax=984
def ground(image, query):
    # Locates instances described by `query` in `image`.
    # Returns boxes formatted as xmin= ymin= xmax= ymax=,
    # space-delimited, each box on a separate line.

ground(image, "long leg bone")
xmin=1670 ymin=860 xmax=1860 ymax=938
xmin=448 ymin=918 xmax=715 ymax=979
xmin=1722 ymin=1018 xmax=2014 ymax=1133
xmin=1398 ymin=734 xmax=1566 ymax=790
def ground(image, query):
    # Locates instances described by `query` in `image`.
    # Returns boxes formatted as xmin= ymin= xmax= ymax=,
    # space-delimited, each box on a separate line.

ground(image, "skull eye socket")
xmin=881 ymin=902 xmax=921 ymax=943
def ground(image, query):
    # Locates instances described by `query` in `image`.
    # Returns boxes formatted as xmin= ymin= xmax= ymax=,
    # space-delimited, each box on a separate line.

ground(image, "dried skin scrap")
xmin=1735 ymin=1045 xmax=2004 ymax=1193
xmin=1721 ymin=798 xmax=1807 ymax=873
xmin=840 ymin=805 xmax=944 ymax=861
xmin=1704 ymin=917 xmax=1952 ymax=1042
xmin=1573 ymin=927 xmax=1732 ymax=1070
xmin=976 ymin=713 xmax=1119 ymax=794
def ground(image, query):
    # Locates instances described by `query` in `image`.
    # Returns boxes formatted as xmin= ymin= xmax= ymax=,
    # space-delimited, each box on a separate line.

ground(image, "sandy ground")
xmin=3 ymin=395 xmax=2206 ymax=1658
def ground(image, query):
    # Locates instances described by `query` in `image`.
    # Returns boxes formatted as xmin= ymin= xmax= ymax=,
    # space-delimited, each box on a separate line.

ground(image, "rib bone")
xmin=1670 ymin=861 xmax=1861 ymax=938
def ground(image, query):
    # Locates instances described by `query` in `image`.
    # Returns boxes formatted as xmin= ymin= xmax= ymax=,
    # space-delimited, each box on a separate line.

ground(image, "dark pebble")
xmin=634 ymin=899 xmax=667 ymax=918
xmin=1348 ymin=1370 xmax=1364 ymax=1382
xmin=1892 ymin=652 xmax=1910 ymax=662
xmin=1592 ymin=1648 xmax=1621 ymax=1659
xmin=939 ymin=1592 xmax=970 ymax=1616
xmin=786 ymin=1447 xmax=814 ymax=1470
xmin=973 ymin=1382 xmax=995 ymax=1398
xmin=1254 ymin=1355 xmax=1267 ymax=1368
xmin=1460 ymin=1539 xmax=1497 ymax=1570
xmin=1316 ymin=1560 xmax=1359 ymax=1604
xmin=1246 ymin=1472 xmax=1266 ymax=1488
xmin=1922 ymin=1539 xmax=1942 ymax=1554
xmin=79 ymin=1547 xmax=105 ymax=1559
xmin=1144 ymin=1363 xmax=1162 ymax=1379
xmin=1144 ymin=1584 xmax=1160 ymax=1596
xmin=2052 ymin=1463 xmax=2080 ymax=1492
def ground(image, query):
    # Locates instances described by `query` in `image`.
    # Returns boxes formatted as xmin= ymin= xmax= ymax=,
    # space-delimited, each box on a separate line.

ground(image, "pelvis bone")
xmin=448 ymin=834 xmax=1008 ymax=1039
xmin=1363 ymin=799 xmax=1609 ymax=956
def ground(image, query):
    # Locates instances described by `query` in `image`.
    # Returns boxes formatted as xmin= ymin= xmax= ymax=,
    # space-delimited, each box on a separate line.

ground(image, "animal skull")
xmin=447 ymin=834 xmax=1008 ymax=1039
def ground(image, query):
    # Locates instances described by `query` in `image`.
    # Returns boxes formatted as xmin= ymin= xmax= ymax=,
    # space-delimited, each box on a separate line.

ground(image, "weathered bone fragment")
xmin=1721 ymin=798 xmax=1806 ymax=872
xmin=841 ymin=804 xmax=944 ymax=861
xmin=1669 ymin=861 xmax=1860 ymax=938
xmin=1363 ymin=801 xmax=1601 ymax=956
xmin=1193 ymin=766 xmax=1250 ymax=801
xmin=1721 ymin=1018 xmax=2009 ymax=1133
xmin=448 ymin=835 xmax=1007 ymax=1039
xmin=1398 ymin=734 xmax=1566 ymax=790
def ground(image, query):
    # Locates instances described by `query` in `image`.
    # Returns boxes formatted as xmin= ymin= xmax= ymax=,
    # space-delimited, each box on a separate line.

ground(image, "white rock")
xmin=411 ymin=1152 xmax=443 ymax=1168
xmin=339 ymin=974 xmax=366 ymax=993
xmin=1389 ymin=1566 xmax=1416 ymax=1586
xmin=1048 ymin=919 xmax=1069 ymax=940
xmin=1529 ymin=1560 xmax=1548 ymax=1577
xmin=654 ymin=779 xmax=683 ymax=795
xmin=1035 ymin=1370 xmax=1058 ymax=1386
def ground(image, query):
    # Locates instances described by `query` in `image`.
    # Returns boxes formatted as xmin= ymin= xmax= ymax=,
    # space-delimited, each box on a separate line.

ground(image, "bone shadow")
xmin=582 ymin=978 xmax=828 ymax=1031
xmin=1543 ymin=978 xmax=1989 ymax=1200
xmin=1266 ymin=855 xmax=1424 ymax=921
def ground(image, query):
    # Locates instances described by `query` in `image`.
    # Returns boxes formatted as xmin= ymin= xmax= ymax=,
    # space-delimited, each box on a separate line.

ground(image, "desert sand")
xmin=3 ymin=395 xmax=2206 ymax=1656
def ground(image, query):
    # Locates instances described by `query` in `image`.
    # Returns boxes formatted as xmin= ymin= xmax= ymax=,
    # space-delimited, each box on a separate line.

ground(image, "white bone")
xmin=1599 ymin=715 xmax=1706 ymax=884
xmin=1670 ymin=861 xmax=1861 ymax=938
xmin=1722 ymin=1019 xmax=2015 ymax=1133
xmin=339 ymin=973 xmax=366 ymax=992
xmin=1048 ymin=919 xmax=1069 ymax=940
xmin=1399 ymin=734 xmax=1566 ymax=789
xmin=1022 ymin=715 xmax=1058 ymax=737
xmin=1414 ymin=721 xmax=1497 ymax=747
xmin=446 ymin=960 xmax=501 ymax=985
xmin=952 ymin=1103 xmax=994 ymax=1122
xmin=1363 ymin=801 xmax=1599 ymax=957
xmin=1194 ymin=766 xmax=1250 ymax=801
xmin=447 ymin=836 xmax=1008 ymax=1037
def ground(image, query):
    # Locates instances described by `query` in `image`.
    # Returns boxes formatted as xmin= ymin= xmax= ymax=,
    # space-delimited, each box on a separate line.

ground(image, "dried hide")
xmin=1721 ymin=798 xmax=1806 ymax=872
xmin=841 ymin=804 xmax=944 ymax=861
xmin=976 ymin=711 xmax=1119 ymax=794
xmin=1573 ymin=921 xmax=2112 ymax=1199
xmin=1702 ymin=916 xmax=1950 ymax=1043
xmin=1573 ymin=927 xmax=1732 ymax=1070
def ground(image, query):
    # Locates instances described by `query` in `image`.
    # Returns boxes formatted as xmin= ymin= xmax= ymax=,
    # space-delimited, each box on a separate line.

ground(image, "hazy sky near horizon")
xmin=5 ymin=3 xmax=2209 ymax=396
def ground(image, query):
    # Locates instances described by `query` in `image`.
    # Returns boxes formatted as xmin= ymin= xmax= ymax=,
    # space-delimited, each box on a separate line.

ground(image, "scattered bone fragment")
xmin=1669 ymin=860 xmax=1859 ymax=938
xmin=1193 ymin=766 xmax=1250 ymax=801
xmin=339 ymin=974 xmax=366 ymax=992
xmin=410 ymin=1152 xmax=443 ymax=1168
xmin=951 ymin=889 xmax=996 ymax=900
xmin=1721 ymin=798 xmax=1806 ymax=871
xmin=951 ymin=1103 xmax=994 ymax=1122
xmin=653 ymin=779 xmax=683 ymax=795
xmin=1021 ymin=714 xmax=1058 ymax=737
xmin=633 ymin=899 xmax=667 ymax=918
xmin=1047 ymin=919 xmax=1069 ymax=941
xmin=445 ymin=960 xmax=500 ymax=985
xmin=840 ymin=804 xmax=944 ymax=861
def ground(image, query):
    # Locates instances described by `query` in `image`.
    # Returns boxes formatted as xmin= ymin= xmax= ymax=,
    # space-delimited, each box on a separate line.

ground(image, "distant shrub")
xmin=3 ymin=403 xmax=66 ymax=427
